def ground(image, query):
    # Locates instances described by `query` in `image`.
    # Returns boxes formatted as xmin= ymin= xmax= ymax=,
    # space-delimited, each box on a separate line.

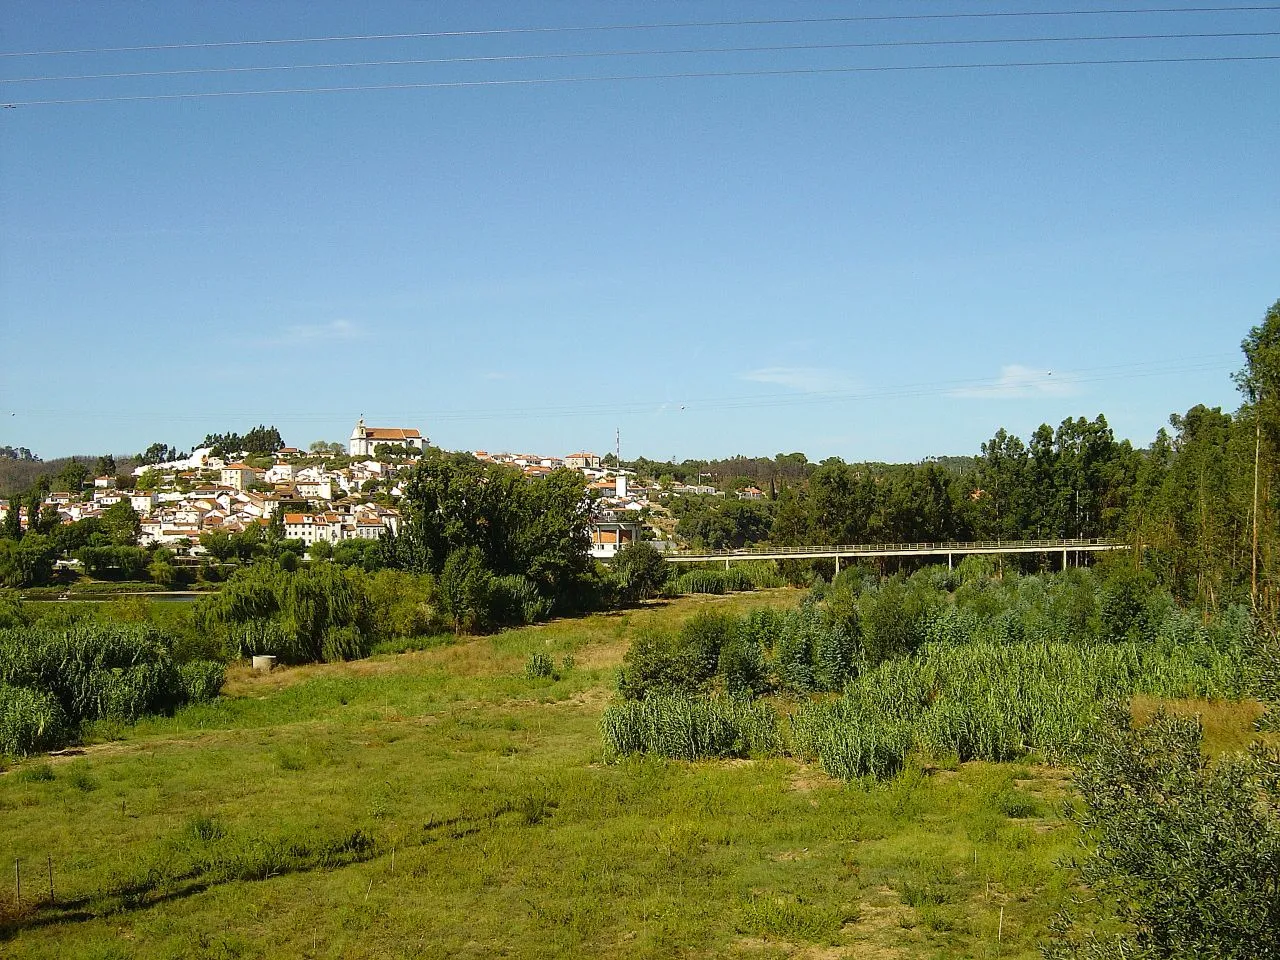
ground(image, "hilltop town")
xmin=0 ymin=419 xmax=749 ymax=562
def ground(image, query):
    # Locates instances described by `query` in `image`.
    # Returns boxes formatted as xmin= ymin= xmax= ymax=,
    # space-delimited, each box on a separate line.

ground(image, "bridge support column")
xmin=947 ymin=553 xmax=953 ymax=570
xmin=834 ymin=555 xmax=840 ymax=575
xmin=726 ymin=558 xmax=731 ymax=571
xmin=1063 ymin=548 xmax=1068 ymax=570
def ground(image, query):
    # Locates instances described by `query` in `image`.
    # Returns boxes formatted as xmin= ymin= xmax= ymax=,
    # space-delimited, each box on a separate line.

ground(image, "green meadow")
xmin=0 ymin=590 xmax=1263 ymax=959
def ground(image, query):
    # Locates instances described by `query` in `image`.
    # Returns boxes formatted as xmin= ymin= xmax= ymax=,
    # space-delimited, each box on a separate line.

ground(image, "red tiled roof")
xmin=364 ymin=427 xmax=421 ymax=441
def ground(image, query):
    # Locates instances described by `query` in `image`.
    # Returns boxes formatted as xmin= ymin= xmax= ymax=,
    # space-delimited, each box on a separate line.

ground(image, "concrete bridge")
xmin=665 ymin=538 xmax=1129 ymax=571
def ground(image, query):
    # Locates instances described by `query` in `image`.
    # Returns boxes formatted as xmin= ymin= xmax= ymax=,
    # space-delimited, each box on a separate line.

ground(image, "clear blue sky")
xmin=2 ymin=1 xmax=1276 ymax=463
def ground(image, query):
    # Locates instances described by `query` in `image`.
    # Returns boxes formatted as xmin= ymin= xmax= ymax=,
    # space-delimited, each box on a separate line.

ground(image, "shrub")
xmin=736 ymin=560 xmax=785 ymax=589
xmin=858 ymin=576 xmax=944 ymax=665
xmin=618 ymin=611 xmax=734 ymax=701
xmin=1046 ymin=710 xmax=1280 ymax=960
xmin=438 ymin=547 xmax=497 ymax=633
xmin=611 ymin=542 xmax=671 ymax=602
xmin=525 ymin=651 xmax=555 ymax=679
xmin=320 ymin=624 xmax=369 ymax=663
xmin=493 ymin=574 xmax=552 ymax=626
xmin=720 ymin=566 xmax=755 ymax=592
xmin=197 ymin=562 xmax=373 ymax=661
xmin=0 ymin=620 xmax=182 ymax=723
xmin=365 ymin=569 xmax=442 ymax=639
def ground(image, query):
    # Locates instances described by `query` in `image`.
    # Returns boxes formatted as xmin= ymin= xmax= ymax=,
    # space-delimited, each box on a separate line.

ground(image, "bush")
xmin=1046 ymin=710 xmax=1280 ymax=960
xmin=493 ymin=574 xmax=552 ymax=626
xmin=438 ymin=547 xmax=497 ymax=633
xmin=364 ymin=569 xmax=442 ymax=640
xmin=736 ymin=560 xmax=785 ymax=589
xmin=320 ymin=624 xmax=369 ymax=663
xmin=858 ymin=576 xmax=945 ymax=665
xmin=618 ymin=612 xmax=729 ymax=701
xmin=611 ymin=542 xmax=671 ymax=602
xmin=0 ymin=620 xmax=182 ymax=723
xmin=790 ymin=708 xmax=912 ymax=780
xmin=525 ymin=651 xmax=555 ymax=679
xmin=0 ymin=619 xmax=222 ymax=755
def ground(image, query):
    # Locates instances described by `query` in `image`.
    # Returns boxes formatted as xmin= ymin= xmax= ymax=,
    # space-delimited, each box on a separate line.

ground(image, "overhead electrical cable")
xmin=5 ymin=54 xmax=1277 ymax=107
xmin=8 ymin=355 xmax=1237 ymax=424
xmin=5 ymin=30 xmax=1277 ymax=85
xmin=3 ymin=5 xmax=1279 ymax=57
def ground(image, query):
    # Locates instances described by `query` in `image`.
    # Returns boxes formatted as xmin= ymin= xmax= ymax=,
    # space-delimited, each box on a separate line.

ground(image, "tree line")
xmin=658 ymin=299 xmax=1280 ymax=622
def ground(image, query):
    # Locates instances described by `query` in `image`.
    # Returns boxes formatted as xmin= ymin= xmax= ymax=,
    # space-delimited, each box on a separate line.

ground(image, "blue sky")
xmin=1 ymin=1 xmax=1276 ymax=463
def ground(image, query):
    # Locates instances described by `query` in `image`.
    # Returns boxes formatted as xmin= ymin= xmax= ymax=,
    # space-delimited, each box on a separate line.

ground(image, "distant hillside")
xmin=0 ymin=454 xmax=138 ymax=498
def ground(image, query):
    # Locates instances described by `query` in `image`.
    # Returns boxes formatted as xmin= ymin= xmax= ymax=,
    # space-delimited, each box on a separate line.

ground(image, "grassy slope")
xmin=0 ymin=590 xmax=1259 ymax=959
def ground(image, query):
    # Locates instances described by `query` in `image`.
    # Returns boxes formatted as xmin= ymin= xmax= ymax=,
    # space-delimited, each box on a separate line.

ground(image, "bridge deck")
xmin=665 ymin=538 xmax=1128 ymax=563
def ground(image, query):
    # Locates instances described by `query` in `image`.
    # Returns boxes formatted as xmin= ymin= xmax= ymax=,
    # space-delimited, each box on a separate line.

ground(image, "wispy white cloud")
xmin=741 ymin=366 xmax=858 ymax=394
xmin=264 ymin=319 xmax=362 ymax=345
xmin=951 ymin=364 xmax=1075 ymax=399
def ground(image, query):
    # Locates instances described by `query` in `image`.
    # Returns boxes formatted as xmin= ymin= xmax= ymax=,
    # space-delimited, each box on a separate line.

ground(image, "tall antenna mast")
xmin=615 ymin=427 xmax=620 ymax=466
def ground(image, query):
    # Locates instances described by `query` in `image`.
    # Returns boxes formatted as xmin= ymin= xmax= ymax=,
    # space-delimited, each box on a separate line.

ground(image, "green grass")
xmin=0 ymin=588 xmax=1237 ymax=959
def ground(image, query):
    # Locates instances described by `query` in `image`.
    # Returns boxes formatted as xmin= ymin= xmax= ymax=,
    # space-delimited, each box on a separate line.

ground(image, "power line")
xmin=5 ymin=54 xmax=1276 ymax=107
xmin=7 ymin=31 xmax=1277 ymax=85
xmin=3 ymin=5 xmax=1279 ymax=58
xmin=9 ymin=355 xmax=1238 ymax=425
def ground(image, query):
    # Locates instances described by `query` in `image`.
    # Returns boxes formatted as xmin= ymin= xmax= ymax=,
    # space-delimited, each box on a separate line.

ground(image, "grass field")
xmin=0 ymin=589 xmax=1264 ymax=959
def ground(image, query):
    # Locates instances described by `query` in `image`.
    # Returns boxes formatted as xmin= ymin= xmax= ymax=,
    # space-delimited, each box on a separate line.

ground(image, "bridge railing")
xmin=666 ymin=538 xmax=1126 ymax=558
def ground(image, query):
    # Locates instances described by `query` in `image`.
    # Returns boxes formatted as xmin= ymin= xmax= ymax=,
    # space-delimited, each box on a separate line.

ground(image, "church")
xmin=348 ymin=418 xmax=427 ymax=457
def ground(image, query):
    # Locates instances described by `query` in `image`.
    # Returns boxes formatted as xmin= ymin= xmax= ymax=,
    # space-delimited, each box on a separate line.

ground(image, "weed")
xmin=17 ymin=762 xmax=54 ymax=783
xmin=525 ymin=652 xmax=555 ymax=680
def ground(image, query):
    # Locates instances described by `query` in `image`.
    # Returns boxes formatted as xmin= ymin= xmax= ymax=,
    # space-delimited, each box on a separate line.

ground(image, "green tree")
xmin=1234 ymin=298 xmax=1280 ymax=619
xmin=2 ymin=499 xmax=21 ymax=540
xmin=100 ymin=501 xmax=142 ymax=546
xmin=0 ymin=534 xmax=56 ymax=586
xmin=438 ymin=546 xmax=496 ymax=633
xmin=199 ymin=530 xmax=235 ymax=563
xmin=94 ymin=454 xmax=117 ymax=477
xmin=611 ymin=541 xmax=670 ymax=602
xmin=55 ymin=459 xmax=90 ymax=493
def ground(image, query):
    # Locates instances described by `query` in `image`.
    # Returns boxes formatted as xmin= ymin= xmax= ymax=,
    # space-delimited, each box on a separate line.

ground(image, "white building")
xmin=589 ymin=518 xmax=644 ymax=559
xmin=349 ymin=418 xmax=426 ymax=457
xmin=220 ymin=464 xmax=259 ymax=491
xmin=129 ymin=492 xmax=158 ymax=515
xmin=296 ymin=478 xmax=334 ymax=501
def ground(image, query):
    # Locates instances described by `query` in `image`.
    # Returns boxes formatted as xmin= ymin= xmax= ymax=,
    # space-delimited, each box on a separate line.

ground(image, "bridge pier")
xmin=834 ymin=555 xmax=840 ymax=575
xmin=947 ymin=553 xmax=953 ymax=570
xmin=1063 ymin=548 xmax=1068 ymax=570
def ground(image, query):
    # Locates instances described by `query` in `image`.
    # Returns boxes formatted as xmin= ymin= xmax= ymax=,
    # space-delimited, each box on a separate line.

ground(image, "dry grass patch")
xmin=1130 ymin=695 xmax=1268 ymax=755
